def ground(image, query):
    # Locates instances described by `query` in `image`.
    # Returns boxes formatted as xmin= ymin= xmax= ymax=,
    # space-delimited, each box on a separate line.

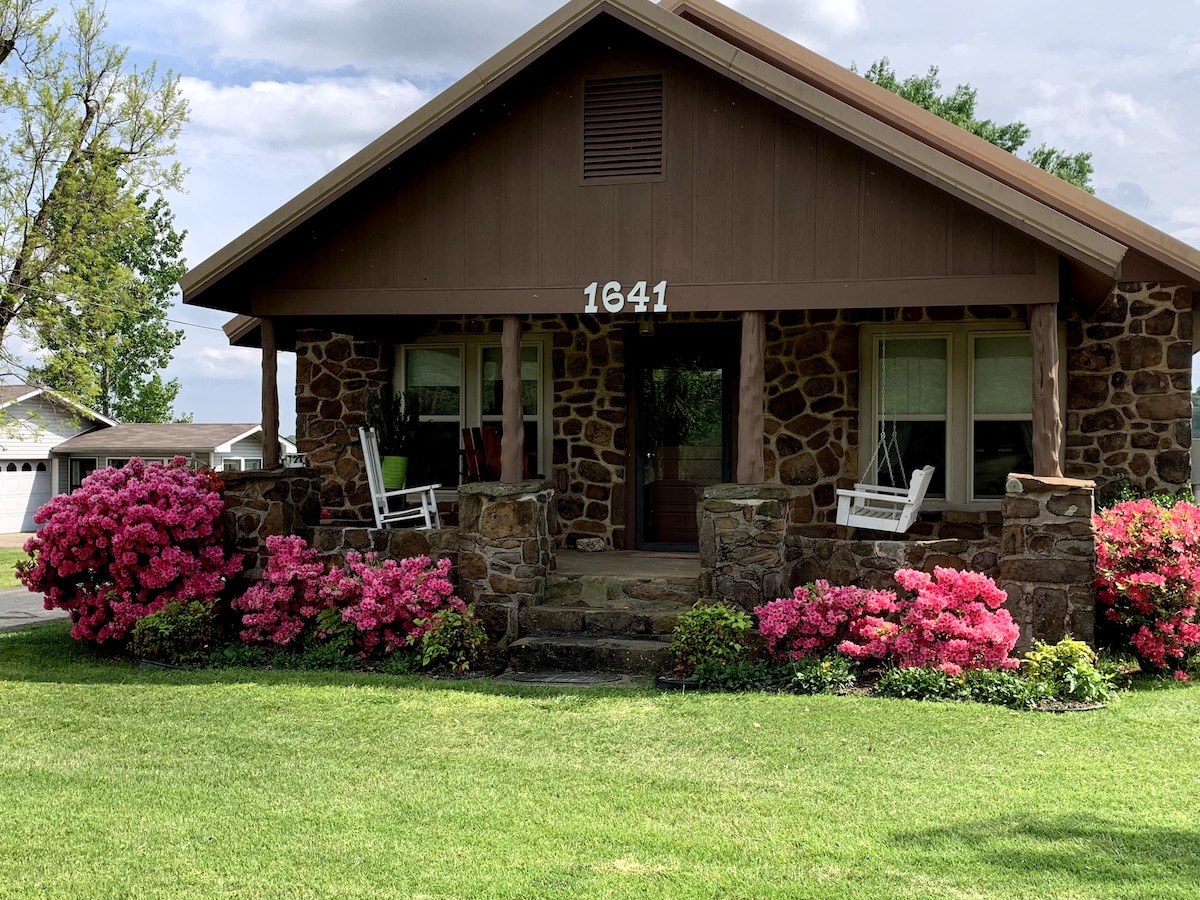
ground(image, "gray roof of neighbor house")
xmin=53 ymin=424 xmax=268 ymax=454
xmin=184 ymin=0 xmax=1200 ymax=332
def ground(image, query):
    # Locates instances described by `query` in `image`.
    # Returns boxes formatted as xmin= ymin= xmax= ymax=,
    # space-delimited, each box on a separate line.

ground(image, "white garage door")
xmin=0 ymin=461 xmax=51 ymax=533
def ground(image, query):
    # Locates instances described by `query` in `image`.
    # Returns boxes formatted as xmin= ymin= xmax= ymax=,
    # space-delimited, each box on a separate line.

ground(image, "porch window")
xmin=398 ymin=338 xmax=548 ymax=486
xmin=863 ymin=326 xmax=1035 ymax=505
xmin=222 ymin=458 xmax=263 ymax=472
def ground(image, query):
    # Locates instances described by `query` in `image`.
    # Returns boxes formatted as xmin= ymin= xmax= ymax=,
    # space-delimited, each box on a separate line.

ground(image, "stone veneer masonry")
xmin=699 ymin=474 xmax=1095 ymax=648
xmin=220 ymin=469 xmax=321 ymax=590
xmin=291 ymin=284 xmax=1188 ymax=547
xmin=1000 ymin=473 xmax=1097 ymax=650
xmin=1064 ymin=282 xmax=1193 ymax=493
xmin=456 ymin=480 xmax=556 ymax=647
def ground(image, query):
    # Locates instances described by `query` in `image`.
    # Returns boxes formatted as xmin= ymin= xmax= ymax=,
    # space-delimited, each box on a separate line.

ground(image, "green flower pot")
xmin=381 ymin=455 xmax=409 ymax=490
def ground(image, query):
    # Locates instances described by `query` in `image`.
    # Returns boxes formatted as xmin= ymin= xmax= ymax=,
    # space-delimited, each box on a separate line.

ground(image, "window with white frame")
xmin=397 ymin=337 xmax=548 ymax=487
xmin=862 ymin=326 xmax=1036 ymax=504
xmin=221 ymin=457 xmax=263 ymax=472
xmin=69 ymin=458 xmax=97 ymax=491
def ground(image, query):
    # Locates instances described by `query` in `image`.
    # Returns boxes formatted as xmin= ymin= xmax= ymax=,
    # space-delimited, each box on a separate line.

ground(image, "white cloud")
xmin=146 ymin=0 xmax=559 ymax=78
xmin=181 ymin=76 xmax=431 ymax=152
xmin=1022 ymin=81 xmax=1180 ymax=150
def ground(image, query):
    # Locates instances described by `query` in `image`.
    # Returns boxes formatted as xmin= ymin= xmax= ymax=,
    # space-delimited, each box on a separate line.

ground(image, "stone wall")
xmin=1000 ymin=473 xmax=1096 ymax=651
xmin=1065 ymin=282 xmax=1192 ymax=493
xmin=457 ymin=480 xmax=556 ymax=647
xmin=699 ymin=485 xmax=800 ymax=608
xmin=307 ymin=525 xmax=458 ymax=571
xmin=220 ymin=469 xmax=321 ymax=588
xmin=787 ymin=535 xmax=1001 ymax=594
xmin=294 ymin=328 xmax=389 ymax=521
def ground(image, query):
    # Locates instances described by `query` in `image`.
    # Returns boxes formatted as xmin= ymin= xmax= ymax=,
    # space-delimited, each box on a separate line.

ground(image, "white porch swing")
xmin=835 ymin=325 xmax=935 ymax=534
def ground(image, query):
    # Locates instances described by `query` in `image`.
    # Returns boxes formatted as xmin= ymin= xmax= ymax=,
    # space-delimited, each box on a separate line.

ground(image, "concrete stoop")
xmin=507 ymin=571 xmax=698 ymax=674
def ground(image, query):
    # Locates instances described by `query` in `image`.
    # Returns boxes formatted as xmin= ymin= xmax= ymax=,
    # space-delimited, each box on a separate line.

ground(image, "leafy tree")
xmin=26 ymin=188 xmax=191 ymax=422
xmin=856 ymin=58 xmax=1094 ymax=193
xmin=0 ymin=0 xmax=188 ymax=397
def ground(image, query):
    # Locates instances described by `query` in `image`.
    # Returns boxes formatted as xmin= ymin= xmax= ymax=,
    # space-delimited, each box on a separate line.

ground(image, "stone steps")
xmin=508 ymin=571 xmax=699 ymax=673
xmin=506 ymin=636 xmax=673 ymax=675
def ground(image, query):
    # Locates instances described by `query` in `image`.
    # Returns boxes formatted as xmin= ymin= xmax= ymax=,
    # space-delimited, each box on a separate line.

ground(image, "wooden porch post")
xmin=737 ymin=310 xmax=766 ymax=483
xmin=260 ymin=316 xmax=281 ymax=470
xmin=501 ymin=315 xmax=525 ymax=483
xmin=1029 ymin=302 xmax=1062 ymax=478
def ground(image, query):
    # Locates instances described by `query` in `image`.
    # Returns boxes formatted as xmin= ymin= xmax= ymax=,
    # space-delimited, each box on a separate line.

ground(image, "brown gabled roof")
xmin=53 ymin=423 xmax=264 ymax=454
xmin=184 ymin=0 xmax=1198 ymax=319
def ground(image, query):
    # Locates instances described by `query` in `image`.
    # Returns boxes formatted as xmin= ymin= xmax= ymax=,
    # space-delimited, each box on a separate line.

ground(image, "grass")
xmin=2 ymin=622 xmax=1199 ymax=899
xmin=0 ymin=547 xmax=27 ymax=589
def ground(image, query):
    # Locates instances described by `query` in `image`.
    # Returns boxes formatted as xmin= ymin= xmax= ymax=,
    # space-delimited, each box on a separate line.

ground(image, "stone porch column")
xmin=457 ymin=480 xmax=555 ymax=648
xmin=1000 ymin=473 xmax=1096 ymax=650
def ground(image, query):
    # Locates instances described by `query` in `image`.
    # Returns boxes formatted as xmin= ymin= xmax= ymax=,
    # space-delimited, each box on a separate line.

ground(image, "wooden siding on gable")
xmin=257 ymin=18 xmax=1042 ymax=313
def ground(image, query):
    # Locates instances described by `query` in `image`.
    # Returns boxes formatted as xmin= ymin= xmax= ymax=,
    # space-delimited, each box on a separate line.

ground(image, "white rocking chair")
xmin=358 ymin=427 xmax=442 ymax=529
xmin=835 ymin=465 xmax=935 ymax=534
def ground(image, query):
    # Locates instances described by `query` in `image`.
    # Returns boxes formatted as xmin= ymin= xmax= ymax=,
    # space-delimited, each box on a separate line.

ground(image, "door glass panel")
xmin=640 ymin=360 xmax=725 ymax=547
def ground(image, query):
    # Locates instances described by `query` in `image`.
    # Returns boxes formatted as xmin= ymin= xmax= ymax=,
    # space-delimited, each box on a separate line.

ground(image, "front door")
xmin=633 ymin=326 xmax=734 ymax=550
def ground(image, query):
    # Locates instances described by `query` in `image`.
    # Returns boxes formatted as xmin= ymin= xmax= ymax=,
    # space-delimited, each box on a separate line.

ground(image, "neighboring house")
xmin=179 ymin=0 xmax=1199 ymax=554
xmin=52 ymin=424 xmax=298 ymax=495
xmin=0 ymin=385 xmax=117 ymax=532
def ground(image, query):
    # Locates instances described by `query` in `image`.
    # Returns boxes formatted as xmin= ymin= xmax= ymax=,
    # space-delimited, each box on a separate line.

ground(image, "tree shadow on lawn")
xmin=893 ymin=816 xmax=1200 ymax=892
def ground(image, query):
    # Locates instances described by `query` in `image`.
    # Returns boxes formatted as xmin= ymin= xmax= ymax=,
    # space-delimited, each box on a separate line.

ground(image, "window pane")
xmin=407 ymin=422 xmax=461 ymax=488
xmin=222 ymin=459 xmax=243 ymax=472
xmin=974 ymin=335 xmax=1032 ymax=415
xmin=974 ymin=421 xmax=1034 ymax=498
xmin=873 ymin=421 xmax=946 ymax=496
xmin=878 ymin=338 xmax=946 ymax=416
xmin=481 ymin=346 xmax=539 ymax=416
xmin=405 ymin=347 xmax=461 ymax=416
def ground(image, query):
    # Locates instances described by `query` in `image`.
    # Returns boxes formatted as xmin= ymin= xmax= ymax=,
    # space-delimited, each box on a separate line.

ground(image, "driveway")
xmin=0 ymin=586 xmax=65 ymax=631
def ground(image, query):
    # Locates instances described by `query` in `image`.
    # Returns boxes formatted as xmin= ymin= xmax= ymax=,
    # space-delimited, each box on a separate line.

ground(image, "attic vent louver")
xmin=583 ymin=74 xmax=664 ymax=181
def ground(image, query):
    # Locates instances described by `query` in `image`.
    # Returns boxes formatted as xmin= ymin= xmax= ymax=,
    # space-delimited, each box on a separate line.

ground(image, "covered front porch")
xmin=223 ymin=466 xmax=1096 ymax=670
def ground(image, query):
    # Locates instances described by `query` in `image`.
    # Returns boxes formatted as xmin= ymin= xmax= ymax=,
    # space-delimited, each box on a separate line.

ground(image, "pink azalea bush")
xmin=755 ymin=581 xmax=898 ymax=660
xmin=755 ymin=567 xmax=1019 ymax=674
xmin=323 ymin=552 xmax=464 ymax=657
xmin=1094 ymin=498 xmax=1200 ymax=673
xmin=18 ymin=457 xmax=242 ymax=644
xmin=232 ymin=536 xmax=471 ymax=660
xmin=232 ymin=534 xmax=327 ymax=647
xmin=881 ymin=567 xmax=1020 ymax=673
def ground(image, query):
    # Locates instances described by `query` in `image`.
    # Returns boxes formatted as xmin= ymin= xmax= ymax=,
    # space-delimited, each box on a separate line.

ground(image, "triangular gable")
xmin=0 ymin=384 xmax=118 ymax=428
xmin=183 ymin=0 xmax=1165 ymax=316
xmin=664 ymin=0 xmax=1200 ymax=286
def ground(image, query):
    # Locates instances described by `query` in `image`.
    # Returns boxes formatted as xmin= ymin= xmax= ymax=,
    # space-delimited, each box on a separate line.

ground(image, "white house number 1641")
xmin=583 ymin=280 xmax=667 ymax=314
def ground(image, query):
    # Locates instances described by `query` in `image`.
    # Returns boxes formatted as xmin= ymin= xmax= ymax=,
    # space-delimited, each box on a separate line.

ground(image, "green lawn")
xmin=0 ymin=547 xmax=28 ymax=589
xmin=2 ymin=622 xmax=1198 ymax=900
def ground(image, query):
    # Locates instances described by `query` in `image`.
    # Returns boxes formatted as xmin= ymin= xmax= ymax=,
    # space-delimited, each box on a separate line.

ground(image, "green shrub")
xmin=668 ymin=602 xmax=753 ymax=674
xmin=416 ymin=606 xmax=489 ymax=674
xmin=693 ymin=659 xmax=778 ymax=692
xmin=129 ymin=600 xmax=220 ymax=666
xmin=964 ymin=668 xmax=1042 ymax=709
xmin=207 ymin=643 xmax=272 ymax=669
xmin=1022 ymin=638 xmax=1116 ymax=704
xmin=876 ymin=666 xmax=971 ymax=702
xmin=786 ymin=654 xmax=857 ymax=695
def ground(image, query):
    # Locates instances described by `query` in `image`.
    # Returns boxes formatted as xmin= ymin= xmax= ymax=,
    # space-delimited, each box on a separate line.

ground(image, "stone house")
xmin=181 ymin=0 xmax=1198 ymax=663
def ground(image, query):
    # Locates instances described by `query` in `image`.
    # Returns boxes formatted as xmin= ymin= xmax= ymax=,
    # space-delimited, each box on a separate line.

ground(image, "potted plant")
xmin=365 ymin=388 xmax=422 ymax=489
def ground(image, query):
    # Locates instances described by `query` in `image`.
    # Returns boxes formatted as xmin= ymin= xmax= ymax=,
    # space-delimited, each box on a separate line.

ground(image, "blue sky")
xmin=76 ymin=0 xmax=1200 ymax=430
